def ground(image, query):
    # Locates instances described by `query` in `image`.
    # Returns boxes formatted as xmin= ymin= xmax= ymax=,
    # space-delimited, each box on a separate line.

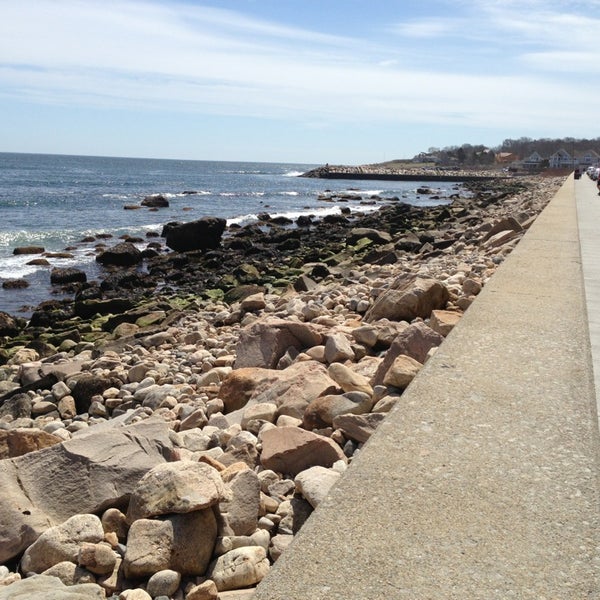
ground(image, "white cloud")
xmin=0 ymin=0 xmax=598 ymax=137
xmin=388 ymin=18 xmax=463 ymax=39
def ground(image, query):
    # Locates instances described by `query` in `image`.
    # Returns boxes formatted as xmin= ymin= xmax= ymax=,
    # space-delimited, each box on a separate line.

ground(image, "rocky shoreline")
xmin=0 ymin=175 xmax=564 ymax=599
xmin=301 ymin=163 xmax=509 ymax=181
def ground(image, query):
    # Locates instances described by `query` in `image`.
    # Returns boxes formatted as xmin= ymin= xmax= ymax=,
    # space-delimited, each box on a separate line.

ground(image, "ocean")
xmin=0 ymin=152 xmax=456 ymax=316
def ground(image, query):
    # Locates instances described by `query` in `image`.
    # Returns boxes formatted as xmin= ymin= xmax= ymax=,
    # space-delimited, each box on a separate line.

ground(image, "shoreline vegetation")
xmin=0 ymin=171 xmax=565 ymax=597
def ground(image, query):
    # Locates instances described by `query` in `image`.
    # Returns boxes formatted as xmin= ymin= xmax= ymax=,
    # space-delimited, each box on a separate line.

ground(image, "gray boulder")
xmin=294 ymin=466 xmax=341 ymax=508
xmin=234 ymin=318 xmax=323 ymax=369
xmin=346 ymin=228 xmax=392 ymax=245
xmin=0 ymin=419 xmax=174 ymax=564
xmin=123 ymin=510 xmax=217 ymax=577
xmin=0 ymin=574 xmax=105 ymax=600
xmin=219 ymin=469 xmax=261 ymax=536
xmin=127 ymin=461 xmax=226 ymax=522
xmin=371 ymin=321 xmax=443 ymax=386
xmin=21 ymin=514 xmax=104 ymax=574
xmin=365 ymin=274 xmax=449 ymax=323
xmin=207 ymin=546 xmax=270 ymax=592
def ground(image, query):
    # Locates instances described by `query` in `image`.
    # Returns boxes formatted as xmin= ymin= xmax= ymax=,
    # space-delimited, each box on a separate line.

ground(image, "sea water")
xmin=0 ymin=152 xmax=456 ymax=315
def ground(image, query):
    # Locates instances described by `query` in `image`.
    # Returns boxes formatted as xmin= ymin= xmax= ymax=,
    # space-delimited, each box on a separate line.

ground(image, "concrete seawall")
xmin=254 ymin=175 xmax=600 ymax=599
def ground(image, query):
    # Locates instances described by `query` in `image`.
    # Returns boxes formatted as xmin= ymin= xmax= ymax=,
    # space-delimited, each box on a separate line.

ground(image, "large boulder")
xmin=50 ymin=267 xmax=87 ymax=285
xmin=346 ymin=228 xmax=392 ymax=246
xmin=96 ymin=242 xmax=142 ymax=267
xmin=13 ymin=246 xmax=44 ymax=255
xmin=162 ymin=217 xmax=227 ymax=252
xmin=332 ymin=412 xmax=387 ymax=443
xmin=71 ymin=374 xmax=123 ymax=415
xmin=207 ymin=546 xmax=270 ymax=592
xmin=260 ymin=427 xmax=347 ymax=476
xmin=0 ymin=311 xmax=20 ymax=336
xmin=219 ymin=361 xmax=337 ymax=418
xmin=0 ymin=419 xmax=175 ymax=564
xmin=303 ymin=392 xmax=373 ymax=430
xmin=0 ymin=428 xmax=62 ymax=460
xmin=294 ymin=466 xmax=341 ymax=508
xmin=20 ymin=514 xmax=104 ymax=574
xmin=141 ymin=194 xmax=169 ymax=208
xmin=234 ymin=318 xmax=323 ymax=369
xmin=219 ymin=469 xmax=261 ymax=536
xmin=371 ymin=321 xmax=443 ymax=386
xmin=127 ymin=461 xmax=226 ymax=522
xmin=0 ymin=574 xmax=105 ymax=599
xmin=364 ymin=274 xmax=449 ymax=323
xmin=123 ymin=510 xmax=217 ymax=578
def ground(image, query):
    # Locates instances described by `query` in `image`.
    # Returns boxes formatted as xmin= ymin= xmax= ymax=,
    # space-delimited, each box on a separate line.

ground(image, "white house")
xmin=548 ymin=149 xmax=574 ymax=168
xmin=576 ymin=150 xmax=600 ymax=167
xmin=522 ymin=151 xmax=544 ymax=169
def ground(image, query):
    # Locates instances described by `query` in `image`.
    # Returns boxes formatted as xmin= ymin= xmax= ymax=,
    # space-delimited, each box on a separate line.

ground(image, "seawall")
xmin=254 ymin=175 xmax=600 ymax=598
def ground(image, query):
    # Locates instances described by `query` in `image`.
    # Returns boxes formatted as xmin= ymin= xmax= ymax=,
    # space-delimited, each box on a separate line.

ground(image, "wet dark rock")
xmin=74 ymin=298 xmax=136 ymax=319
xmin=362 ymin=249 xmax=398 ymax=265
xmin=13 ymin=246 xmax=45 ymax=255
xmin=271 ymin=216 xmax=294 ymax=226
xmin=296 ymin=215 xmax=313 ymax=227
xmin=50 ymin=267 xmax=87 ymax=285
xmin=75 ymin=283 xmax=103 ymax=302
xmin=223 ymin=285 xmax=266 ymax=304
xmin=26 ymin=339 xmax=57 ymax=359
xmin=0 ymin=312 xmax=20 ymax=337
xmin=28 ymin=302 xmax=75 ymax=329
xmin=96 ymin=242 xmax=143 ymax=267
xmin=100 ymin=270 xmax=154 ymax=292
xmin=2 ymin=279 xmax=29 ymax=289
xmin=162 ymin=217 xmax=227 ymax=253
xmin=141 ymin=194 xmax=169 ymax=208
xmin=346 ymin=228 xmax=392 ymax=246
xmin=323 ymin=214 xmax=349 ymax=225
xmin=71 ymin=374 xmax=123 ymax=415
xmin=310 ymin=264 xmax=331 ymax=279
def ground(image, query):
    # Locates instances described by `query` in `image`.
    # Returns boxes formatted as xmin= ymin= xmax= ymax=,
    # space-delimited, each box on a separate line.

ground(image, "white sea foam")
xmin=0 ymin=256 xmax=39 ymax=279
xmin=101 ymin=193 xmax=130 ymax=200
xmin=225 ymin=203 xmax=382 ymax=227
xmin=284 ymin=171 xmax=304 ymax=177
xmin=163 ymin=191 xmax=211 ymax=198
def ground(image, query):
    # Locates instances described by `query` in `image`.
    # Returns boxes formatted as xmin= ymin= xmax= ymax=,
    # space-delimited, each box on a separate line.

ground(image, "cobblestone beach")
xmin=0 ymin=175 xmax=564 ymax=599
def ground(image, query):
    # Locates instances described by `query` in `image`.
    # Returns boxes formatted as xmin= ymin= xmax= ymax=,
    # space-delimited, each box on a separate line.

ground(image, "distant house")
xmin=496 ymin=152 xmax=518 ymax=164
xmin=522 ymin=151 xmax=544 ymax=169
xmin=413 ymin=152 xmax=441 ymax=164
xmin=576 ymin=150 xmax=600 ymax=167
xmin=548 ymin=148 xmax=574 ymax=168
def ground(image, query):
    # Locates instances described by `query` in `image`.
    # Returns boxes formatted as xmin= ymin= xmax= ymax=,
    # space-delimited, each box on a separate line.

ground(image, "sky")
xmin=0 ymin=0 xmax=599 ymax=165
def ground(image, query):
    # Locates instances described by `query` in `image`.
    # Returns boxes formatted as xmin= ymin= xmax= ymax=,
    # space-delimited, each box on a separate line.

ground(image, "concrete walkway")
xmin=254 ymin=175 xmax=600 ymax=599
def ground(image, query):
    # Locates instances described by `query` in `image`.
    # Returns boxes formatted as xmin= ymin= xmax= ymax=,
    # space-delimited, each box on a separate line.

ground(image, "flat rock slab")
xmin=0 ymin=419 xmax=174 ymax=564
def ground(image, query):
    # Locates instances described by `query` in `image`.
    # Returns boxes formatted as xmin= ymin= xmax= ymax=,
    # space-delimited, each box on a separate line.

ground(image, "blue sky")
xmin=1 ymin=0 xmax=598 ymax=164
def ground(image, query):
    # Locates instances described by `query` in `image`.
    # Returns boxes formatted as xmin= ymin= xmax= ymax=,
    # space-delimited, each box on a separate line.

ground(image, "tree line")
xmin=419 ymin=137 xmax=600 ymax=166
